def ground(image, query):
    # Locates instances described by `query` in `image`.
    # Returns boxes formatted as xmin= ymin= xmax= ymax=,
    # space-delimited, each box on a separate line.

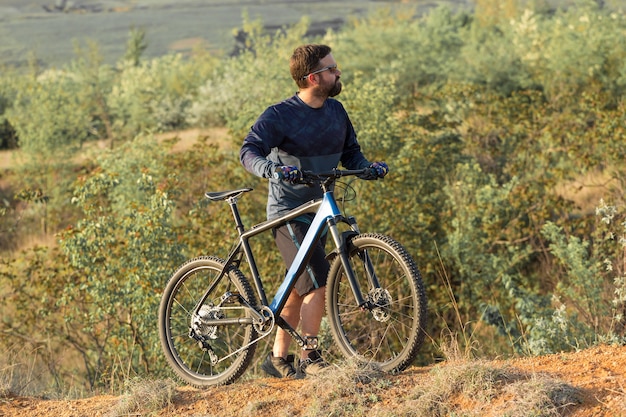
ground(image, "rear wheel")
xmin=326 ymin=233 xmax=427 ymax=373
xmin=158 ymin=256 xmax=258 ymax=386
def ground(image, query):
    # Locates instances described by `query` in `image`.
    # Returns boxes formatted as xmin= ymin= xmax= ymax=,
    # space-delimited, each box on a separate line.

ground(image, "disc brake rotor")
xmin=370 ymin=288 xmax=392 ymax=322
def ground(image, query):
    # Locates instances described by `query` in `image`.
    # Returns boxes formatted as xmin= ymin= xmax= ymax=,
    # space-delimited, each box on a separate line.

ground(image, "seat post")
xmin=226 ymin=196 xmax=246 ymax=235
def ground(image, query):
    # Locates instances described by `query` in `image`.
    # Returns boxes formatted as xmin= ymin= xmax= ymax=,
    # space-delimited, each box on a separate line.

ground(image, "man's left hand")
xmin=363 ymin=161 xmax=389 ymax=179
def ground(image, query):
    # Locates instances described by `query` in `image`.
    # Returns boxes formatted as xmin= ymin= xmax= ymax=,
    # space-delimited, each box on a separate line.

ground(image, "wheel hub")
xmin=191 ymin=304 xmax=223 ymax=339
xmin=369 ymin=288 xmax=392 ymax=322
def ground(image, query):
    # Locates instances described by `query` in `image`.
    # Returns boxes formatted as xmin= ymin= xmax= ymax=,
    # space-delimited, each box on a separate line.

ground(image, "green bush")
xmin=187 ymin=13 xmax=308 ymax=139
xmin=57 ymin=136 xmax=187 ymax=388
xmin=534 ymin=200 xmax=626 ymax=351
xmin=0 ymin=74 xmax=18 ymax=150
xmin=6 ymin=70 xmax=92 ymax=158
xmin=334 ymin=6 xmax=467 ymax=93
xmin=108 ymin=54 xmax=196 ymax=139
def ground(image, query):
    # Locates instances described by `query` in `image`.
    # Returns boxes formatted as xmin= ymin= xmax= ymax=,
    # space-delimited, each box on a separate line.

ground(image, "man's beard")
xmin=312 ymin=79 xmax=342 ymax=99
xmin=328 ymin=80 xmax=342 ymax=97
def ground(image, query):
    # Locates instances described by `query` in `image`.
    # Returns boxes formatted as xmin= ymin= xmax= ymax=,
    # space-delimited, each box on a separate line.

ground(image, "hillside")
xmin=1 ymin=345 xmax=624 ymax=416
xmin=0 ymin=0 xmax=461 ymax=68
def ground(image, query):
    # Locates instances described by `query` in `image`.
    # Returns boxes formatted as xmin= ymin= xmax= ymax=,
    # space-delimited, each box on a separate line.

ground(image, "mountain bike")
xmin=158 ymin=168 xmax=427 ymax=386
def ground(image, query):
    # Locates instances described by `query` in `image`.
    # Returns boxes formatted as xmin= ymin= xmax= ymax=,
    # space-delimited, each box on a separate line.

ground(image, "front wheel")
xmin=326 ymin=233 xmax=427 ymax=373
xmin=158 ymin=256 xmax=258 ymax=386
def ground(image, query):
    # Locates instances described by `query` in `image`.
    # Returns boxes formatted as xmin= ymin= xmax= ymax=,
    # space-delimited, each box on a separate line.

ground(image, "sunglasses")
xmin=302 ymin=64 xmax=339 ymax=80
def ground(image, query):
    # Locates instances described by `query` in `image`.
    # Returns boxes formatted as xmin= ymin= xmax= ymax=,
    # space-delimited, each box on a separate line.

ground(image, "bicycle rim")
xmin=326 ymin=233 xmax=427 ymax=373
xmin=158 ymin=256 xmax=257 ymax=386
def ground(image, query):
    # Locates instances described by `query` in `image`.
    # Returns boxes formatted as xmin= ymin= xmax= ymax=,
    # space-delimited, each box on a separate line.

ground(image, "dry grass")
xmin=408 ymin=361 xmax=508 ymax=417
xmin=0 ymin=343 xmax=51 ymax=399
xmin=107 ymin=378 xmax=178 ymax=417
xmin=299 ymin=359 xmax=391 ymax=416
xmin=273 ymin=356 xmax=584 ymax=417
xmin=401 ymin=361 xmax=580 ymax=417
xmin=502 ymin=373 xmax=583 ymax=417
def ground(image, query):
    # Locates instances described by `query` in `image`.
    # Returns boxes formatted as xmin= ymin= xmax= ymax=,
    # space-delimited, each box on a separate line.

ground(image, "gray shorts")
xmin=273 ymin=218 xmax=329 ymax=296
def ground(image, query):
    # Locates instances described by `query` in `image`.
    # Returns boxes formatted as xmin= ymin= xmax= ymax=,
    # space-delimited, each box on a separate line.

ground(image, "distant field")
xmin=0 ymin=0 xmax=591 ymax=68
xmin=0 ymin=0 xmax=475 ymax=68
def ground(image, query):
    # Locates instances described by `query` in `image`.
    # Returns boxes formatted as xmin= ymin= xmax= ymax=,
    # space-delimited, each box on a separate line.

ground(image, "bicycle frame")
xmin=196 ymin=178 xmax=373 ymax=348
xmin=160 ymin=168 xmax=427 ymax=384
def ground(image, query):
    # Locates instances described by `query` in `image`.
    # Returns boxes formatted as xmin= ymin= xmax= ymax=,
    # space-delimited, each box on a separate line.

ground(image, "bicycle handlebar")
xmin=301 ymin=168 xmax=370 ymax=179
xmin=273 ymin=167 xmax=375 ymax=183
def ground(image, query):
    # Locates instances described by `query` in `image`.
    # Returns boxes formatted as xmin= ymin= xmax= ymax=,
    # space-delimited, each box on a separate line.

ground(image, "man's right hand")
xmin=273 ymin=165 xmax=302 ymax=183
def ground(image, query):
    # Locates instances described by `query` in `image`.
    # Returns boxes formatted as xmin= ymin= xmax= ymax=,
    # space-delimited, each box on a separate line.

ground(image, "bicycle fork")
xmin=327 ymin=216 xmax=381 ymax=310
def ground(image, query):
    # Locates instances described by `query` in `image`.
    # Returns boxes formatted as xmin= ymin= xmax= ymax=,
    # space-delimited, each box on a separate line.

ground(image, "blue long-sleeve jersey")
xmin=240 ymin=94 xmax=370 ymax=220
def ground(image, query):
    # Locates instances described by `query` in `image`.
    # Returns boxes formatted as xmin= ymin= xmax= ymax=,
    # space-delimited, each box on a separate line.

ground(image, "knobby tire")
xmin=158 ymin=256 xmax=258 ymax=386
xmin=326 ymin=233 xmax=427 ymax=373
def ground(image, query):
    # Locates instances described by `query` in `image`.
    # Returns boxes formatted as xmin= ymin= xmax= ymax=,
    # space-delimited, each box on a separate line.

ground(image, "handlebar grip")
xmin=273 ymin=168 xmax=284 ymax=180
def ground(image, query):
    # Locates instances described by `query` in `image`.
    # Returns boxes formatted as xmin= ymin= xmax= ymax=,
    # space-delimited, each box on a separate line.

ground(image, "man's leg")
xmin=273 ymin=289 xmax=303 ymax=358
xmin=299 ymin=286 xmax=326 ymax=359
xmin=297 ymin=285 xmax=330 ymax=375
xmin=261 ymin=289 xmax=302 ymax=378
xmin=271 ymin=218 xmax=329 ymax=374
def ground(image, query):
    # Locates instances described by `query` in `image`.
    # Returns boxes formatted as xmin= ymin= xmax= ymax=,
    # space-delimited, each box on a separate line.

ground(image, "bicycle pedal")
xmin=301 ymin=336 xmax=319 ymax=350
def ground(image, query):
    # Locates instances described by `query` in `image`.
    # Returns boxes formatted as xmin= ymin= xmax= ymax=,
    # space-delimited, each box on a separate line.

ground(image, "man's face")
xmin=315 ymin=54 xmax=342 ymax=97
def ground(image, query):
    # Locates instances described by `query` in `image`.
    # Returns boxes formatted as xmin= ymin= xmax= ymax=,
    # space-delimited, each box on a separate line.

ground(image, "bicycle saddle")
xmin=205 ymin=188 xmax=253 ymax=201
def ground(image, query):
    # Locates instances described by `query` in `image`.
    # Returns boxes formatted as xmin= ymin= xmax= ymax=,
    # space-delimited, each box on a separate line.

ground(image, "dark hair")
xmin=290 ymin=44 xmax=332 ymax=88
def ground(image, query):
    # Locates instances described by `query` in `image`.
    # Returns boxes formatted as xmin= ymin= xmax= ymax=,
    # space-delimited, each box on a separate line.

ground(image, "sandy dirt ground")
xmin=0 ymin=344 xmax=624 ymax=417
